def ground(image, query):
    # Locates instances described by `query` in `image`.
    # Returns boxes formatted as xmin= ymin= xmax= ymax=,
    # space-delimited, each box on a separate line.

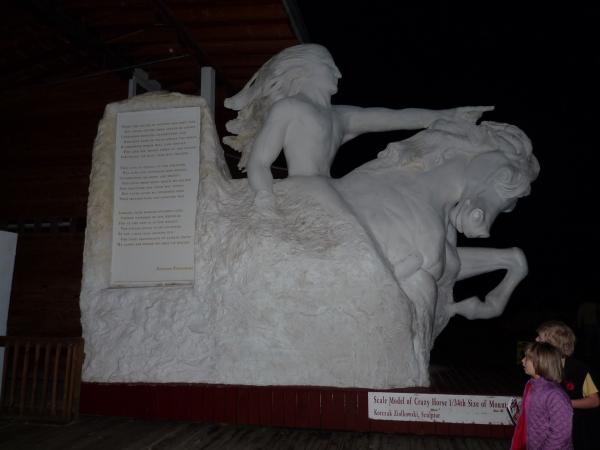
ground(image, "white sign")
xmin=111 ymin=107 xmax=201 ymax=286
xmin=368 ymin=392 xmax=518 ymax=425
xmin=0 ymin=231 xmax=17 ymax=395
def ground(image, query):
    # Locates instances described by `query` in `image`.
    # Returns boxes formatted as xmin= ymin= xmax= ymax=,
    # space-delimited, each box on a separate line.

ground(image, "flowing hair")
xmin=372 ymin=119 xmax=539 ymax=200
xmin=222 ymin=44 xmax=339 ymax=171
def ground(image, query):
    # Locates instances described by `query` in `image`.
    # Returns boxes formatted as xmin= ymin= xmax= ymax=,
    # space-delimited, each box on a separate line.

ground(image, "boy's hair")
xmin=536 ymin=320 xmax=576 ymax=356
xmin=525 ymin=341 xmax=564 ymax=383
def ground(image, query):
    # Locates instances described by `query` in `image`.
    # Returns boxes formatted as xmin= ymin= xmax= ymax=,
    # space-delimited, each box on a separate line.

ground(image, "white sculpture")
xmin=223 ymin=44 xmax=492 ymax=205
xmin=334 ymin=119 xmax=539 ymax=371
xmin=81 ymin=93 xmax=427 ymax=387
xmin=80 ymin=45 xmax=538 ymax=388
xmin=221 ymin=43 xmax=539 ymax=376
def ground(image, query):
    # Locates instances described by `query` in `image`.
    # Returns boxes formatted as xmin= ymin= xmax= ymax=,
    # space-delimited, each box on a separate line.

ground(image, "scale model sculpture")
xmin=224 ymin=44 xmax=539 ymax=374
xmin=80 ymin=44 xmax=539 ymax=388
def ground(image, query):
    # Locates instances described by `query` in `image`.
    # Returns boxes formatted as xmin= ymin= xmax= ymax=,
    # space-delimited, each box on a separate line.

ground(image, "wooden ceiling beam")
xmin=198 ymin=38 xmax=298 ymax=55
xmin=151 ymin=0 xmax=209 ymax=65
xmin=20 ymin=1 xmax=134 ymax=76
xmin=168 ymin=3 xmax=290 ymax=24
xmin=1 ymin=46 xmax=94 ymax=77
xmin=189 ymin=22 xmax=295 ymax=42
xmin=63 ymin=3 xmax=290 ymax=28
xmin=150 ymin=0 xmax=234 ymax=91
xmin=66 ymin=9 xmax=159 ymax=30
xmin=3 ymin=1 xmax=300 ymax=98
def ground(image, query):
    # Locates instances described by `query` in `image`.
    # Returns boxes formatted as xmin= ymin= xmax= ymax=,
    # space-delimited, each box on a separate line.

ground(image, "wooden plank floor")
xmin=0 ymin=415 xmax=511 ymax=449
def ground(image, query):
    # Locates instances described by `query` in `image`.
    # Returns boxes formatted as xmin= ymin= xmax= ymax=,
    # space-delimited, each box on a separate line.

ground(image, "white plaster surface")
xmin=215 ymin=44 xmax=537 ymax=386
xmin=80 ymin=92 xmax=423 ymax=388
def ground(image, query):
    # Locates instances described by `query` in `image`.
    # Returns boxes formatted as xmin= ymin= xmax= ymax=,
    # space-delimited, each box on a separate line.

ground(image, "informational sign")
xmin=368 ymin=392 xmax=518 ymax=425
xmin=111 ymin=107 xmax=200 ymax=286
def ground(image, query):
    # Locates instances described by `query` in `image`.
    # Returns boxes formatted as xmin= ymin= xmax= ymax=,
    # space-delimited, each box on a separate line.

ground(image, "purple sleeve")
xmin=543 ymin=389 xmax=573 ymax=450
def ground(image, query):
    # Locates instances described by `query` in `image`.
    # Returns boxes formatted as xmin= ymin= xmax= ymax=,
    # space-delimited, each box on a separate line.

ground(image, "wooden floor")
xmin=0 ymin=415 xmax=511 ymax=449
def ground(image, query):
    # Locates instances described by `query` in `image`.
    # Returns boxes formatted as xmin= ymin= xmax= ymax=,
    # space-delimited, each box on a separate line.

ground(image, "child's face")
xmin=522 ymin=356 xmax=536 ymax=377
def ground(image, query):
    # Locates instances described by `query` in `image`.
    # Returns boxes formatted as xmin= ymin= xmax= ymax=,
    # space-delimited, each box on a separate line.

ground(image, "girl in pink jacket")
xmin=512 ymin=342 xmax=573 ymax=450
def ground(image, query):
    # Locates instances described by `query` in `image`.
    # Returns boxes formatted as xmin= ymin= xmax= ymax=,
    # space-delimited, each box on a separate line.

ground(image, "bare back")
xmin=279 ymin=97 xmax=345 ymax=177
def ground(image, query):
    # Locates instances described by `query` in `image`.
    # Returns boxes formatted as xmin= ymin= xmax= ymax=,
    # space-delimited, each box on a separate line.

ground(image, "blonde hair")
xmin=525 ymin=341 xmax=564 ymax=383
xmin=536 ymin=320 xmax=576 ymax=356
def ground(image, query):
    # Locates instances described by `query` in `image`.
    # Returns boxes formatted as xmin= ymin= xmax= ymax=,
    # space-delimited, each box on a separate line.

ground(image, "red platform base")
xmin=80 ymin=377 xmax=517 ymax=438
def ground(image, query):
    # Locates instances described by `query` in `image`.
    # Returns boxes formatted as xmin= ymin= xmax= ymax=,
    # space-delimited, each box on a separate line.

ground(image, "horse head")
xmin=372 ymin=119 xmax=539 ymax=238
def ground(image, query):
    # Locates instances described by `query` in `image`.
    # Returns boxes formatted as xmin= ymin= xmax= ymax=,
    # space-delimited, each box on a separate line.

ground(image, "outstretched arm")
xmin=572 ymin=393 xmax=600 ymax=409
xmin=335 ymin=105 xmax=493 ymax=143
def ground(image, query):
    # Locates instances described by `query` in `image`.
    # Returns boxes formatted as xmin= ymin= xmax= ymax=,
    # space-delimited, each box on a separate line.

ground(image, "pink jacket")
xmin=526 ymin=377 xmax=573 ymax=450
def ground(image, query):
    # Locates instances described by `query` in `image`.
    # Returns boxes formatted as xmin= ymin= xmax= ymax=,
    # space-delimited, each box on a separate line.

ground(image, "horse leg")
xmin=399 ymin=269 xmax=438 ymax=373
xmin=448 ymin=247 xmax=528 ymax=320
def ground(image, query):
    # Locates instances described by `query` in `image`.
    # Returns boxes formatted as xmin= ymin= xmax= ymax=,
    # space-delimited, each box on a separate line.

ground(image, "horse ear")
xmin=377 ymin=142 xmax=402 ymax=163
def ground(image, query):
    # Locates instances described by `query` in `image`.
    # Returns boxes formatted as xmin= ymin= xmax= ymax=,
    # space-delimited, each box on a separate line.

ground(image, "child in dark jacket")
xmin=512 ymin=341 xmax=573 ymax=450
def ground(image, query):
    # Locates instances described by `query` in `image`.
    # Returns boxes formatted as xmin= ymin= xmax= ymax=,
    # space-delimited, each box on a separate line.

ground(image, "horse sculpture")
xmin=334 ymin=118 xmax=540 ymax=370
xmin=81 ymin=92 xmax=539 ymax=387
xmin=217 ymin=43 xmax=539 ymax=381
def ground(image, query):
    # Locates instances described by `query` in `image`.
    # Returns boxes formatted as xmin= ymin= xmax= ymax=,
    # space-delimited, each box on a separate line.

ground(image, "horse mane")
xmin=373 ymin=119 xmax=537 ymax=185
xmin=367 ymin=119 xmax=539 ymax=199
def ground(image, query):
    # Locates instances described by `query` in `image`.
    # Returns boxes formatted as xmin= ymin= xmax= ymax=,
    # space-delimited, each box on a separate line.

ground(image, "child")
xmin=536 ymin=321 xmax=599 ymax=450
xmin=512 ymin=341 xmax=573 ymax=450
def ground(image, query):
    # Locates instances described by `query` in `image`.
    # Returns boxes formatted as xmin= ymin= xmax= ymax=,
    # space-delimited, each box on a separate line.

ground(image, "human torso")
xmin=564 ymin=354 xmax=599 ymax=447
xmin=281 ymin=97 xmax=344 ymax=177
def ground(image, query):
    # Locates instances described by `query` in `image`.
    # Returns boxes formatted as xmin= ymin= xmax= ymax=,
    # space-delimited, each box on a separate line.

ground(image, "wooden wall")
xmin=0 ymin=65 xmax=258 ymax=338
xmin=80 ymin=363 xmax=523 ymax=438
xmin=1 ymin=73 xmax=136 ymax=337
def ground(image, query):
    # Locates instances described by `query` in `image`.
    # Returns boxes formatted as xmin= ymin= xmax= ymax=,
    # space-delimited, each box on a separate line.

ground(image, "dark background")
xmin=296 ymin=1 xmax=600 ymax=368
